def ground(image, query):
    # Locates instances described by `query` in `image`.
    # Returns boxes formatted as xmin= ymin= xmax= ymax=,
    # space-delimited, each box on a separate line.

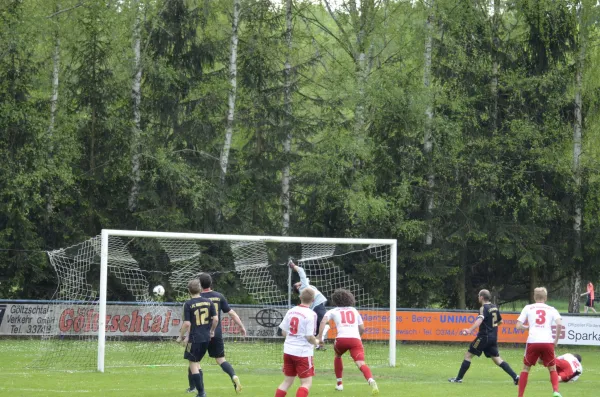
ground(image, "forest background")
xmin=1 ymin=0 xmax=600 ymax=312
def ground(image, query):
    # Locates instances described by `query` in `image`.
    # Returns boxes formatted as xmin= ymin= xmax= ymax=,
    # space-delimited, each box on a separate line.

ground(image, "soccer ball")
xmin=153 ymin=285 xmax=165 ymax=297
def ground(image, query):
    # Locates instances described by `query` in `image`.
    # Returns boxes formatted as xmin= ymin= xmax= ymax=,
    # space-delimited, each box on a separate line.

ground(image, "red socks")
xmin=296 ymin=386 xmax=309 ymax=397
xmin=550 ymin=370 xmax=559 ymax=392
xmin=518 ymin=372 xmax=529 ymax=397
xmin=334 ymin=356 xmax=343 ymax=379
xmin=360 ymin=364 xmax=373 ymax=381
xmin=275 ymin=388 xmax=287 ymax=397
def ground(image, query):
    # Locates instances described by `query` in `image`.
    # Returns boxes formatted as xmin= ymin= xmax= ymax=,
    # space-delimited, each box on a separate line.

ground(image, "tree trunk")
xmin=47 ymin=12 xmax=60 ymax=217
xmin=217 ymin=0 xmax=240 ymax=223
xmin=354 ymin=50 xmax=367 ymax=137
xmin=457 ymin=248 xmax=467 ymax=309
xmin=48 ymin=36 xmax=60 ymax=138
xmin=570 ymin=2 xmax=585 ymax=314
xmin=128 ymin=0 xmax=143 ymax=213
xmin=424 ymin=1 xmax=434 ymax=246
xmin=281 ymin=0 xmax=292 ymax=236
xmin=490 ymin=0 xmax=499 ymax=134
xmin=219 ymin=0 xmax=240 ymax=188
xmin=529 ymin=266 xmax=538 ymax=303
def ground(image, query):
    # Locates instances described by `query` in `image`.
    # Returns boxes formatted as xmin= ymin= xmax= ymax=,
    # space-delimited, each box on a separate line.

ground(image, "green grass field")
xmin=1 ymin=340 xmax=599 ymax=396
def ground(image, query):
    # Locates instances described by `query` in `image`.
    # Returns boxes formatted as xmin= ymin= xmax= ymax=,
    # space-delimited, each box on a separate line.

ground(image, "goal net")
xmin=36 ymin=230 xmax=397 ymax=371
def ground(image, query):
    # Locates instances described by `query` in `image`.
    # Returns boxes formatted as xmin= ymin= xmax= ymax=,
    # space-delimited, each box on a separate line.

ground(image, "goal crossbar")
xmin=98 ymin=229 xmax=398 ymax=372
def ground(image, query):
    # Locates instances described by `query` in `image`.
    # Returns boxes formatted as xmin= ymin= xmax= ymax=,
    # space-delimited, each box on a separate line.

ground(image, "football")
xmin=153 ymin=285 xmax=165 ymax=297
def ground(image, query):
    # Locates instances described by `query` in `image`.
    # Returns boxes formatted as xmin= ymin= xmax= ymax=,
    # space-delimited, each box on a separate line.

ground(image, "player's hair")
xmin=331 ymin=289 xmax=356 ymax=307
xmin=533 ymin=287 xmax=548 ymax=302
xmin=188 ymin=279 xmax=202 ymax=295
xmin=198 ymin=273 xmax=212 ymax=289
xmin=574 ymin=353 xmax=582 ymax=363
xmin=479 ymin=289 xmax=491 ymax=302
xmin=299 ymin=287 xmax=316 ymax=304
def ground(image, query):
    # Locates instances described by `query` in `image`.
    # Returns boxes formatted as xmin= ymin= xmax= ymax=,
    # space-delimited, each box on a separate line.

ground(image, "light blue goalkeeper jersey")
xmin=296 ymin=266 xmax=327 ymax=309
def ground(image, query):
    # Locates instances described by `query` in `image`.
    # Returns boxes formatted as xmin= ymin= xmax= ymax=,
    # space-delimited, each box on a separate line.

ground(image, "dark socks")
xmin=188 ymin=368 xmax=194 ymax=389
xmin=220 ymin=361 xmax=236 ymax=379
xmin=456 ymin=360 xmax=471 ymax=380
xmin=499 ymin=361 xmax=518 ymax=380
xmin=192 ymin=371 xmax=204 ymax=394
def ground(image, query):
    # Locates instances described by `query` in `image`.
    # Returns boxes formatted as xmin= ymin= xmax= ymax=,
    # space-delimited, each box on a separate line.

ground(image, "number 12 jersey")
xmin=325 ymin=307 xmax=363 ymax=339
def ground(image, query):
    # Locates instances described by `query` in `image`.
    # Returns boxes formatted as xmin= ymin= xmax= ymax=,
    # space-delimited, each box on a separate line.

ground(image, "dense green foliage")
xmin=1 ymin=0 xmax=600 ymax=310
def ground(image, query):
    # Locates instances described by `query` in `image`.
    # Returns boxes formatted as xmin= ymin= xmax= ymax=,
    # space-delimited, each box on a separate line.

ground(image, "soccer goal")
xmin=39 ymin=230 xmax=397 ymax=372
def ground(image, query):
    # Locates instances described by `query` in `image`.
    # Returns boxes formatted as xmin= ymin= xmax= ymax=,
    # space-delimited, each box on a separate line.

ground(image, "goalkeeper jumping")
xmin=289 ymin=260 xmax=329 ymax=349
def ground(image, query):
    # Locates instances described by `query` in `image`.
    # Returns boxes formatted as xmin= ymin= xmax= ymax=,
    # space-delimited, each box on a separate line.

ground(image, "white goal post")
xmin=98 ymin=229 xmax=398 ymax=372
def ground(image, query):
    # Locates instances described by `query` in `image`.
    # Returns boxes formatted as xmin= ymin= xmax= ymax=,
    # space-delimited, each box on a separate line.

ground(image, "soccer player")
xmin=185 ymin=273 xmax=246 ymax=394
xmin=516 ymin=287 xmax=563 ymax=397
xmin=580 ymin=280 xmax=597 ymax=314
xmin=274 ymin=288 xmax=319 ymax=397
xmin=555 ymin=353 xmax=583 ymax=382
xmin=448 ymin=289 xmax=519 ymax=384
xmin=317 ymin=289 xmax=379 ymax=395
xmin=177 ymin=279 xmax=218 ymax=397
xmin=288 ymin=260 xmax=328 ymax=346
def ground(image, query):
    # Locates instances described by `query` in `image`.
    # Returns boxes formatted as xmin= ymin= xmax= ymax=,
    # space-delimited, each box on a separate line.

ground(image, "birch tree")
xmin=306 ymin=0 xmax=380 ymax=136
xmin=282 ymin=0 xmax=293 ymax=235
xmin=216 ymin=0 xmax=241 ymax=223
xmin=128 ymin=0 xmax=143 ymax=212
xmin=218 ymin=0 xmax=241 ymax=189
xmin=570 ymin=0 xmax=585 ymax=313
xmin=47 ymin=3 xmax=61 ymax=217
xmin=423 ymin=0 xmax=434 ymax=246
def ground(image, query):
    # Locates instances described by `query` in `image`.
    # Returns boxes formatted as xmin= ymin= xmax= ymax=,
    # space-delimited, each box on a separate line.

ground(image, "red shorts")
xmin=555 ymin=359 xmax=574 ymax=381
xmin=334 ymin=338 xmax=365 ymax=361
xmin=524 ymin=343 xmax=556 ymax=367
xmin=282 ymin=354 xmax=314 ymax=378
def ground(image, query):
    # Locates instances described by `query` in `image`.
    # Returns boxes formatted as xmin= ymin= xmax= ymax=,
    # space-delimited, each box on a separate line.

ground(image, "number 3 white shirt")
xmin=517 ymin=303 xmax=561 ymax=343
xmin=325 ymin=307 xmax=363 ymax=339
xmin=279 ymin=305 xmax=316 ymax=357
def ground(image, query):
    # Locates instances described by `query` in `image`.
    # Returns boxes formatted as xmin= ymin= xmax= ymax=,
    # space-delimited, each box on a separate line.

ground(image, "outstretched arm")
xmin=289 ymin=260 xmax=309 ymax=287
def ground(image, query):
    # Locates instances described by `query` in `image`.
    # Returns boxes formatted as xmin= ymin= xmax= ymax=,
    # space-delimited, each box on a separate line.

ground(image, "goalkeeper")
xmin=289 ymin=260 xmax=329 ymax=347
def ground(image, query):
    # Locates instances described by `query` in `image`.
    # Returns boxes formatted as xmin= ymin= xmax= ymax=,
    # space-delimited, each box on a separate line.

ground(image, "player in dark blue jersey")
xmin=177 ymin=279 xmax=218 ymax=397
xmin=448 ymin=289 xmax=519 ymax=385
xmin=183 ymin=273 xmax=247 ymax=394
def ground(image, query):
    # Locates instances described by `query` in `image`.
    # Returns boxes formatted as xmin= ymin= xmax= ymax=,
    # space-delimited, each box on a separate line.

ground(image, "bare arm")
xmin=461 ymin=307 xmax=484 ymax=335
xmin=210 ymin=316 xmax=218 ymax=338
xmin=316 ymin=316 xmax=329 ymax=341
xmin=358 ymin=323 xmax=365 ymax=336
xmin=554 ymin=318 xmax=563 ymax=346
xmin=177 ymin=321 xmax=191 ymax=343
xmin=281 ymin=330 xmax=288 ymax=338
xmin=461 ymin=317 xmax=483 ymax=335
xmin=227 ymin=310 xmax=247 ymax=336
xmin=305 ymin=335 xmax=318 ymax=346
xmin=516 ymin=321 xmax=529 ymax=330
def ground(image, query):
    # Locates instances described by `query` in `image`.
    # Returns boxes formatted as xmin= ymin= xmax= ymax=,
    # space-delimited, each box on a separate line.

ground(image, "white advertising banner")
xmin=558 ymin=315 xmax=600 ymax=346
